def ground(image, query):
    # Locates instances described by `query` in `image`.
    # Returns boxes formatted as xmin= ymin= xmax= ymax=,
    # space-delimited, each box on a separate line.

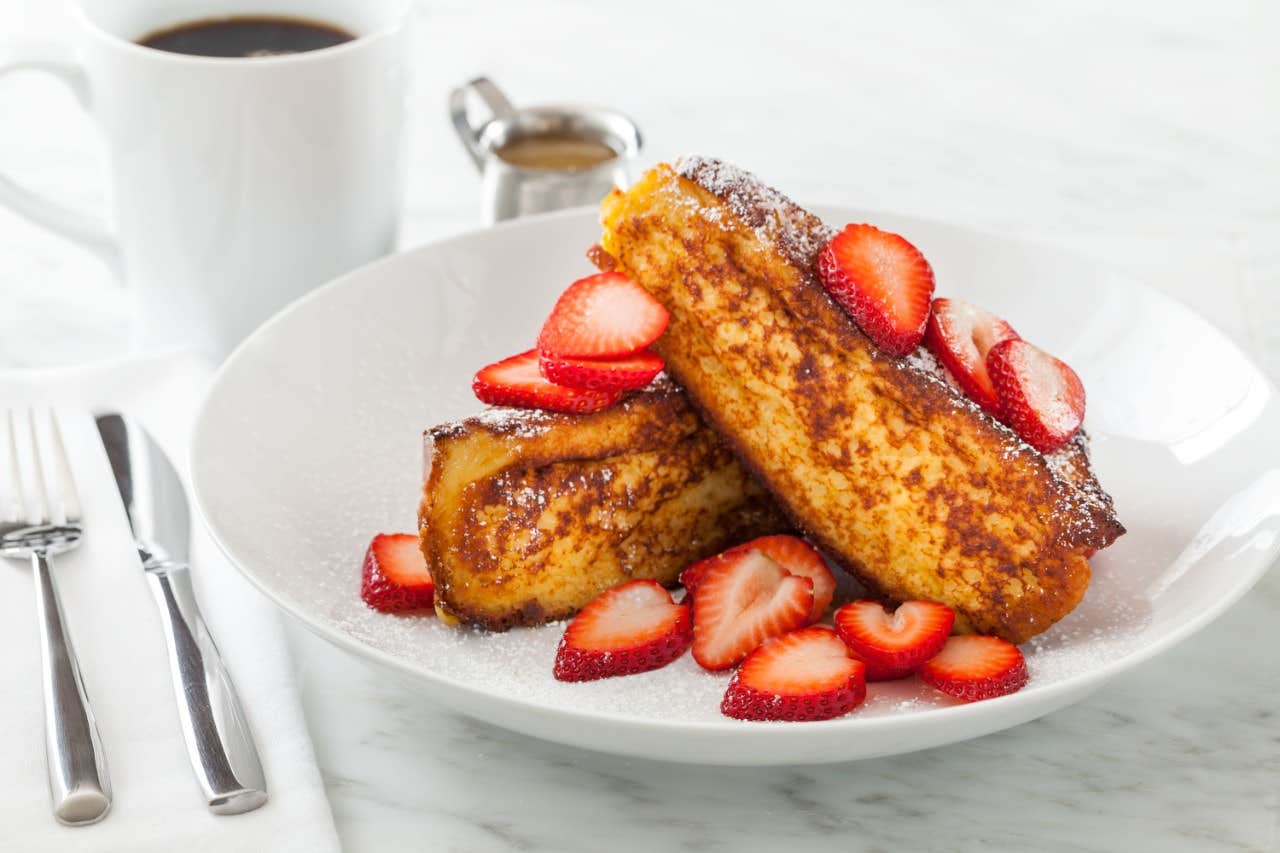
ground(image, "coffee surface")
xmin=138 ymin=16 xmax=355 ymax=58
xmin=496 ymin=135 xmax=618 ymax=170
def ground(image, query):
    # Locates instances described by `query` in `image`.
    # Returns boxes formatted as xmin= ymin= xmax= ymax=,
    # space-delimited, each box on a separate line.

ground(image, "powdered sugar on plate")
xmin=328 ymin=523 xmax=1140 ymax=726
xmin=325 ymin=560 xmax=1149 ymax=724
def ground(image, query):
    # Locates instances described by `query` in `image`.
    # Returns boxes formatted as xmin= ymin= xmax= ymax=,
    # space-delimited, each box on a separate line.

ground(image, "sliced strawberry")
xmin=682 ymin=536 xmax=834 ymax=624
xmin=553 ymin=579 xmax=692 ymax=682
xmin=741 ymin=536 xmax=835 ymax=624
xmin=361 ymin=533 xmax=434 ymax=613
xmin=721 ymin=627 xmax=866 ymax=722
xmin=833 ymin=599 xmax=955 ymax=681
xmin=816 ymin=224 xmax=936 ymax=357
xmin=691 ymin=549 xmax=813 ymax=671
xmin=537 ymin=272 xmax=670 ymax=359
xmin=923 ymin=297 xmax=1020 ymax=414
xmin=987 ymin=339 xmax=1085 ymax=453
xmin=679 ymin=551 xmax=726 ymax=594
xmin=919 ymin=634 xmax=1029 ymax=702
xmin=538 ymin=349 xmax=665 ymax=392
xmin=473 ymin=349 xmax=622 ymax=414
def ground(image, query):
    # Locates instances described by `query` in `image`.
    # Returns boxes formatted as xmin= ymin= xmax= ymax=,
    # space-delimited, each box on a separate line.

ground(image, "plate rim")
xmin=190 ymin=204 xmax=1280 ymax=740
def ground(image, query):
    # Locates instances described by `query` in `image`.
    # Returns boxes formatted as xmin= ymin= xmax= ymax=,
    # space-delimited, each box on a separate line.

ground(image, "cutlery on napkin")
xmin=95 ymin=413 xmax=268 ymax=815
xmin=0 ymin=356 xmax=339 ymax=853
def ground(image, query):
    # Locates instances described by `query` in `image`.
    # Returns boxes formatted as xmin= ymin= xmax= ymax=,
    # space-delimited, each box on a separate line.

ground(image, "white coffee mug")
xmin=0 ymin=0 xmax=409 ymax=359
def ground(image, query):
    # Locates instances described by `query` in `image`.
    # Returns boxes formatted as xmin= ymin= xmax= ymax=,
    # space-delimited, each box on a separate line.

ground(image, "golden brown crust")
xmin=600 ymin=159 xmax=1124 ymax=643
xmin=419 ymin=379 xmax=789 ymax=631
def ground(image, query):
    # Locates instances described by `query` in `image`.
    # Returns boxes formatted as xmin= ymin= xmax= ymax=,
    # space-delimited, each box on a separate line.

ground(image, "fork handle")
xmin=32 ymin=552 xmax=111 ymax=825
xmin=146 ymin=565 xmax=268 ymax=814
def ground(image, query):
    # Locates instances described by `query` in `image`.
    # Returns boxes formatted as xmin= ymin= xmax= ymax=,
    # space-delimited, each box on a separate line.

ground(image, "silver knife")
xmin=94 ymin=413 xmax=268 ymax=815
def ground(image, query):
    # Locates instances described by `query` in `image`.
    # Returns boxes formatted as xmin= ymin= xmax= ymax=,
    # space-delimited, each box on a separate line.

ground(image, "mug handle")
xmin=448 ymin=76 xmax=515 ymax=171
xmin=0 ymin=44 xmax=120 ymax=274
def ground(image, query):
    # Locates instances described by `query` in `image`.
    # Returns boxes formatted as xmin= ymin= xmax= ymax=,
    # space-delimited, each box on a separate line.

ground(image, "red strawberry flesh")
xmin=987 ymin=339 xmax=1086 ymax=453
xmin=538 ymin=349 xmax=665 ymax=392
xmin=473 ymin=349 xmax=622 ymax=414
xmin=537 ymin=272 xmax=670 ymax=359
xmin=691 ymin=549 xmax=813 ymax=671
xmin=361 ymin=533 xmax=434 ymax=613
xmin=923 ymin=297 xmax=1020 ymax=414
xmin=721 ymin=627 xmax=867 ymax=722
xmin=919 ymin=634 xmax=1029 ymax=702
xmin=554 ymin=580 xmax=691 ymax=682
xmin=816 ymin=224 xmax=935 ymax=356
xmin=682 ymin=535 xmax=834 ymax=624
xmin=679 ymin=551 xmax=726 ymax=594
xmin=834 ymin=599 xmax=955 ymax=681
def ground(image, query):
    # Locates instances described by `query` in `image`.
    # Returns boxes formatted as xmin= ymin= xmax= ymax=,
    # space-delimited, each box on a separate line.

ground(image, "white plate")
xmin=191 ymin=205 xmax=1280 ymax=765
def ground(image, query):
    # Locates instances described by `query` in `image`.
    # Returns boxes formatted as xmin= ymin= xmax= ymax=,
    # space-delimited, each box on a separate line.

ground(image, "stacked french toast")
xmin=360 ymin=158 xmax=1124 ymax=722
xmin=419 ymin=377 xmax=789 ymax=630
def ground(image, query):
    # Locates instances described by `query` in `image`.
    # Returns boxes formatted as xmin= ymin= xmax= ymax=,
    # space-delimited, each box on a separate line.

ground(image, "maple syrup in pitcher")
xmin=450 ymin=77 xmax=642 ymax=221
xmin=495 ymin=135 xmax=619 ymax=171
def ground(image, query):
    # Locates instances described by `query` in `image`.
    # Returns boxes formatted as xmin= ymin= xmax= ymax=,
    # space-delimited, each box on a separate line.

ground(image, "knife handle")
xmin=146 ymin=566 xmax=268 ymax=814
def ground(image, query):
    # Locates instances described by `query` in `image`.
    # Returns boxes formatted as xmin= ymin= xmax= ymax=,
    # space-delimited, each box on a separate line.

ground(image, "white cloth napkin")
xmin=0 ymin=353 xmax=340 ymax=853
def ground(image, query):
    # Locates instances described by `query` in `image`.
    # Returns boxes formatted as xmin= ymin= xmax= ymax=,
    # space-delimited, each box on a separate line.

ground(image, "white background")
xmin=1 ymin=1 xmax=1277 ymax=850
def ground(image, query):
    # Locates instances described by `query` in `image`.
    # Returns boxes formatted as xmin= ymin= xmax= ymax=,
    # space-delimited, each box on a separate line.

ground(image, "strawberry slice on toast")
xmin=987 ymin=339 xmax=1085 ymax=453
xmin=816 ymin=224 xmax=936 ymax=356
xmin=473 ymin=349 xmax=622 ymax=414
xmin=538 ymin=349 xmax=665 ymax=392
xmin=923 ymin=297 xmax=1020 ymax=414
xmin=537 ymin=271 xmax=670 ymax=359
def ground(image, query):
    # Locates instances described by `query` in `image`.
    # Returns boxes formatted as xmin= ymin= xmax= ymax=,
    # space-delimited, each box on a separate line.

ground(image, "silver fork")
xmin=0 ymin=410 xmax=110 ymax=826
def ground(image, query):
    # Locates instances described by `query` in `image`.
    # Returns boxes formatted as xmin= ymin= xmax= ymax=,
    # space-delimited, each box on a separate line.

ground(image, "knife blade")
xmin=95 ymin=413 xmax=268 ymax=815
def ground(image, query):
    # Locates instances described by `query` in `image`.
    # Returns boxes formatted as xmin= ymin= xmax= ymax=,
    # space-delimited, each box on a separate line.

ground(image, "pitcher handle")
xmin=448 ymin=76 xmax=515 ymax=171
xmin=0 ymin=43 xmax=121 ymax=275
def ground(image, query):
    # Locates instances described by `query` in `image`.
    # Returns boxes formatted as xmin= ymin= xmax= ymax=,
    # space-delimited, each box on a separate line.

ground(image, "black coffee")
xmin=138 ymin=15 xmax=355 ymax=58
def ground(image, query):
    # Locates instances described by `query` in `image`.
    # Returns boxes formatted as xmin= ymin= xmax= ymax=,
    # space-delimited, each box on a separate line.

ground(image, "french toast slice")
xmin=600 ymin=158 xmax=1124 ymax=643
xmin=419 ymin=377 xmax=789 ymax=631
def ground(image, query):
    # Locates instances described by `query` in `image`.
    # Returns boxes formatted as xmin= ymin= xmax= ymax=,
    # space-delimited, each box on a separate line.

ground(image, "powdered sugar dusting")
xmin=901 ymin=332 xmax=1113 ymax=541
xmin=907 ymin=347 xmax=1098 ymax=489
xmin=901 ymin=345 xmax=968 ymax=397
xmin=676 ymin=156 xmax=837 ymax=270
xmin=1023 ymin=345 xmax=1084 ymax=434
xmin=1044 ymin=438 xmax=1087 ymax=480
xmin=467 ymin=406 xmax=556 ymax=438
xmin=323 ymin=557 xmax=1149 ymax=725
xmin=908 ymin=345 xmax=1048 ymax=451
xmin=901 ymin=345 xmax=944 ymax=376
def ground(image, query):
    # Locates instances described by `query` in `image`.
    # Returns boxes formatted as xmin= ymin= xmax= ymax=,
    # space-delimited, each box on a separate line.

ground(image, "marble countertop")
xmin=2 ymin=0 xmax=1277 ymax=850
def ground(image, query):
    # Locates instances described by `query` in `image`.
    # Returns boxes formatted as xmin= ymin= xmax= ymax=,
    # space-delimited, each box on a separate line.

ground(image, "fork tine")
xmin=46 ymin=411 xmax=81 ymax=526
xmin=26 ymin=408 xmax=50 ymax=525
xmin=3 ymin=410 xmax=26 ymax=522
